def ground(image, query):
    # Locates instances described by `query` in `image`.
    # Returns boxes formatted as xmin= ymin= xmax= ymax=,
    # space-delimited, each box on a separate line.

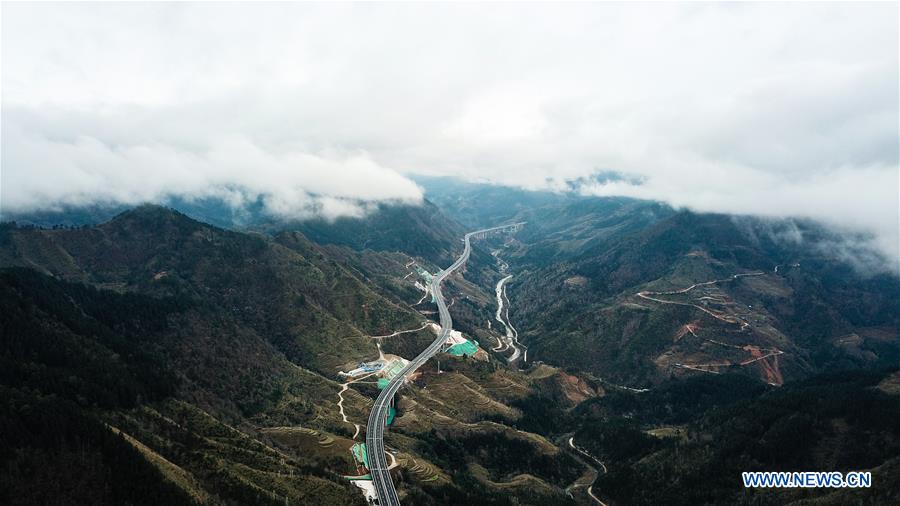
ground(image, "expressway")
xmin=365 ymin=223 xmax=524 ymax=506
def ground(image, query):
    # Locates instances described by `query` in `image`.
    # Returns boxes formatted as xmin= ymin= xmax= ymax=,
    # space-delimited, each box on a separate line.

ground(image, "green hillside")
xmin=505 ymin=210 xmax=900 ymax=386
xmin=0 ymin=206 xmax=593 ymax=505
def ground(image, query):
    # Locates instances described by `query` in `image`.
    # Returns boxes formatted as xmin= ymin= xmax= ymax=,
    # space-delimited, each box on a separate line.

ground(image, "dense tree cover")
xmin=422 ymin=429 xmax=583 ymax=487
xmin=0 ymin=388 xmax=196 ymax=506
xmin=509 ymin=209 xmax=900 ymax=384
xmin=589 ymin=370 xmax=900 ymax=506
xmin=2 ymin=210 xmax=576 ymax=505
xmin=4 ymin=199 xmax=899 ymax=505
xmin=282 ymin=200 xmax=465 ymax=267
xmin=2 ymin=206 xmax=426 ymax=375
xmin=404 ymin=429 xmax=580 ymax=506
xmin=0 ymin=267 xmax=366 ymax=505
xmin=575 ymin=373 xmax=769 ymax=426
xmin=3 ymin=196 xmax=468 ymax=267
xmin=768 ymin=268 xmax=900 ymax=370
xmin=402 ymin=477 xmax=574 ymax=506
xmin=508 ymin=393 xmax=574 ymax=435
xmin=575 ymin=417 xmax=667 ymax=464
xmin=0 ymin=268 xmax=194 ymax=504
xmin=0 ymin=268 xmax=181 ymax=408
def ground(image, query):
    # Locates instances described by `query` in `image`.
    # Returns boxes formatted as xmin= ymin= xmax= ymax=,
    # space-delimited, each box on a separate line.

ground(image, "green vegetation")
xmin=402 ymin=429 xmax=579 ymax=506
xmin=590 ymin=370 xmax=900 ymax=505
xmin=4 ymin=196 xmax=900 ymax=505
xmin=0 ymin=267 xmax=180 ymax=409
xmin=575 ymin=373 xmax=769 ymax=425
xmin=1 ymin=206 xmax=424 ymax=374
xmin=0 ymin=269 xmax=195 ymax=505
xmin=0 ymin=266 xmax=365 ymax=505
xmin=508 ymin=210 xmax=899 ymax=385
xmin=0 ymin=388 xmax=197 ymax=506
xmin=0 ymin=206 xmax=596 ymax=504
xmin=277 ymin=200 xmax=464 ymax=266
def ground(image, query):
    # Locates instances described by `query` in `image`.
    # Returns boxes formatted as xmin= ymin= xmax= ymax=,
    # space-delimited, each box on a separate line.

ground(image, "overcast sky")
xmin=2 ymin=2 xmax=897 ymax=259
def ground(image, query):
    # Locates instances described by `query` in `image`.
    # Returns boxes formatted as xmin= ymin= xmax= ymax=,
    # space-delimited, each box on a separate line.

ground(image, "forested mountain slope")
xmin=2 ymin=197 xmax=464 ymax=267
xmin=0 ymin=205 xmax=596 ymax=505
xmin=506 ymin=210 xmax=900 ymax=386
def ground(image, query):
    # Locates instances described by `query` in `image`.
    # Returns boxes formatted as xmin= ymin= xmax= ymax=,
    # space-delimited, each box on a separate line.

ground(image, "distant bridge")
xmin=466 ymin=222 xmax=526 ymax=240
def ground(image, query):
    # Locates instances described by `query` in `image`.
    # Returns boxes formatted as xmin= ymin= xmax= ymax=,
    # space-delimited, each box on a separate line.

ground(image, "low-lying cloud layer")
xmin=3 ymin=119 xmax=423 ymax=221
xmin=2 ymin=3 xmax=897 ymax=260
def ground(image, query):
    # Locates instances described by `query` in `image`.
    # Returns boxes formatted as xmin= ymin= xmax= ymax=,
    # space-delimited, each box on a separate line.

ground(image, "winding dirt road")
xmin=638 ymin=272 xmax=785 ymax=384
xmin=636 ymin=272 xmax=764 ymax=328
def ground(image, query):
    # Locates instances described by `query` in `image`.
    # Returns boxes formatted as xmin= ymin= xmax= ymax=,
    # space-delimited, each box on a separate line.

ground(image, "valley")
xmin=1 ymin=190 xmax=898 ymax=506
xmin=367 ymin=223 xmax=526 ymax=506
xmin=4 ymin=4 xmax=896 ymax=505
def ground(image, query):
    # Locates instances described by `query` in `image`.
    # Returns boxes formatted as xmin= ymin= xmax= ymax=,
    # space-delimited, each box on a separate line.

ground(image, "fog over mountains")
xmin=3 ymin=3 xmax=900 ymax=505
xmin=3 ymin=3 xmax=898 ymax=265
xmin=2 ymin=190 xmax=898 ymax=505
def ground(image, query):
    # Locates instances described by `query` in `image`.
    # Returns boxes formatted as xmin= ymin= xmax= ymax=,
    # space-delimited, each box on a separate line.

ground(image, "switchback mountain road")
xmin=365 ymin=223 xmax=524 ymax=506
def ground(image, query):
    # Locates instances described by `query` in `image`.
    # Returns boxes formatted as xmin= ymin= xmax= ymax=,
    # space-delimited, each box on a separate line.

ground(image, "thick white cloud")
xmin=2 ymin=116 xmax=423 ymax=220
xmin=1 ymin=2 xmax=897 ymax=258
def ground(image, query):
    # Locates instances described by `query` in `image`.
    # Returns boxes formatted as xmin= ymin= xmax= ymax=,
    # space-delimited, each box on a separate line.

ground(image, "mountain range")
xmin=2 ymin=182 xmax=898 ymax=505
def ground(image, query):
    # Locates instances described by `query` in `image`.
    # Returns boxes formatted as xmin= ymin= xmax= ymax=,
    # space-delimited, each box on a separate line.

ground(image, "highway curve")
xmin=365 ymin=223 xmax=523 ymax=506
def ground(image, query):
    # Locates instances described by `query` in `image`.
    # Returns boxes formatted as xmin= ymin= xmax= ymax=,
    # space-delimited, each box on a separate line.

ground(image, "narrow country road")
xmin=337 ymin=382 xmax=360 ymax=439
xmin=636 ymin=272 xmax=765 ymax=328
xmin=568 ymin=436 xmax=609 ymax=506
